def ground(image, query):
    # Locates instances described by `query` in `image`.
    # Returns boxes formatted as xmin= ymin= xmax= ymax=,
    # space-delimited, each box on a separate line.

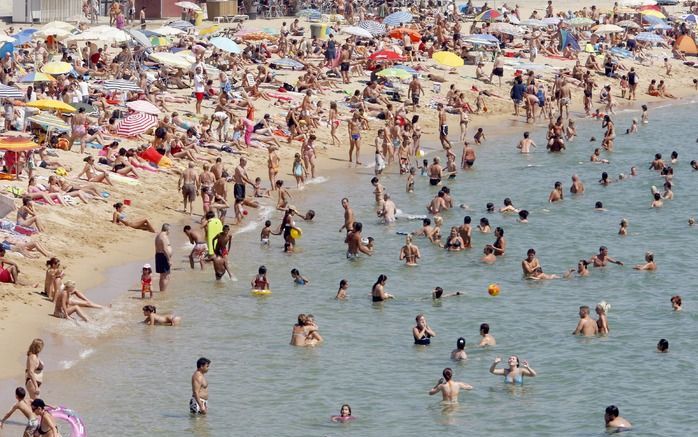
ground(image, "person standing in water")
xmin=478 ymin=323 xmax=496 ymax=346
xmin=451 ymin=337 xmax=467 ymax=361
xmin=428 ymin=368 xmax=473 ymax=401
xmin=489 ymin=356 xmax=537 ymax=384
xmin=573 ymin=305 xmax=598 ymax=336
xmin=190 ymin=357 xmax=210 ymax=415
xmin=154 ymin=224 xmax=172 ymax=292
xmin=604 ymin=405 xmax=632 ymax=430
xmin=399 ymin=234 xmax=420 ymax=266
xmin=413 ymin=314 xmax=436 ymax=345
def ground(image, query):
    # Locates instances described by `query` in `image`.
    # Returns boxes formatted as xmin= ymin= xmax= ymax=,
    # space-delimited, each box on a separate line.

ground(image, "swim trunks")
xmin=440 ymin=125 xmax=448 ymax=136
xmin=429 ymin=178 xmax=441 ymax=186
xmin=464 ymin=159 xmax=475 ymax=167
xmin=192 ymin=242 xmax=207 ymax=259
xmin=492 ymin=67 xmax=504 ymax=77
xmin=25 ymin=418 xmax=39 ymax=434
xmin=233 ymin=183 xmax=245 ymax=201
xmin=182 ymin=183 xmax=196 ymax=201
xmin=351 ymin=133 xmax=360 ymax=141
xmin=189 ymin=397 xmax=208 ymax=414
xmin=155 ymin=252 xmax=170 ymax=274
xmin=340 ymin=62 xmax=350 ymax=72
xmin=195 ymin=92 xmax=204 ymax=102
xmin=411 ymin=95 xmax=419 ymax=105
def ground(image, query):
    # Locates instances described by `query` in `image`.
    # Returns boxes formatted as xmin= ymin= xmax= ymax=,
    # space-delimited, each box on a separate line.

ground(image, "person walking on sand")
xmin=408 ymin=75 xmax=424 ymax=112
xmin=428 ymin=368 xmax=473 ymax=401
xmin=190 ymin=357 xmax=210 ymax=415
xmin=155 ymin=224 xmax=172 ymax=292
xmin=178 ymin=162 xmax=199 ymax=215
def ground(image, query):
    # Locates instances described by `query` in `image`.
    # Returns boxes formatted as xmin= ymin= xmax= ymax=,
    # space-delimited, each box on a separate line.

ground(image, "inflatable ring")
xmin=46 ymin=407 xmax=86 ymax=437
xmin=251 ymin=289 xmax=272 ymax=296
xmin=289 ymin=227 xmax=302 ymax=240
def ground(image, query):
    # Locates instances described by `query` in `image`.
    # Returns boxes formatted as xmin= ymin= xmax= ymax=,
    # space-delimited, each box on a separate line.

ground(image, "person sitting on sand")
xmin=52 ymin=280 xmax=90 ymax=322
xmin=16 ymin=197 xmax=45 ymax=232
xmin=142 ymin=305 xmax=181 ymax=325
xmin=112 ymin=202 xmax=155 ymax=232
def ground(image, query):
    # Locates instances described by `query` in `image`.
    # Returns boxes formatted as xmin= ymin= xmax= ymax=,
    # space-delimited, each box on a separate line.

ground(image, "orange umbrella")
xmin=0 ymin=135 xmax=39 ymax=152
xmin=388 ymin=28 xmax=421 ymax=43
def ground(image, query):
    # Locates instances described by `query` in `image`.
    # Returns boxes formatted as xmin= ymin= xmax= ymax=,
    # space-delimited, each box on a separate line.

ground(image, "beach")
xmin=0 ymin=0 xmax=697 ymax=434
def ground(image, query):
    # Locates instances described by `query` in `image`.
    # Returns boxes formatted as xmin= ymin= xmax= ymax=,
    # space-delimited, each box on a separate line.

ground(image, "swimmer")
xmin=251 ymin=265 xmax=270 ymax=290
xmin=432 ymin=286 xmax=463 ymax=299
xmin=633 ymin=251 xmax=656 ymax=271
xmin=142 ymin=305 xmax=181 ymax=325
xmin=486 ymin=203 xmax=495 ymax=213
xmin=650 ymin=192 xmax=663 ymax=208
xmin=590 ymin=148 xmax=609 ymax=164
xmin=641 ymin=104 xmax=649 ymax=123
xmin=570 ymin=175 xmax=585 ymax=194
xmin=260 ymin=220 xmax=272 ymax=245
xmin=478 ymin=323 xmax=496 ymax=346
xmin=657 ymin=338 xmax=669 ymax=353
xmin=345 ymin=222 xmax=372 ymax=257
xmin=413 ymin=314 xmax=436 ymax=345
xmin=573 ymin=305 xmax=598 ymax=336
xmin=489 ymin=356 xmax=537 ymax=384
xmin=338 ymin=197 xmax=355 ymax=233
xmin=499 ymin=198 xmax=518 ymax=213
xmin=190 ymin=357 xmax=210 ymax=415
xmin=670 ymin=295 xmax=682 ymax=311
xmin=604 ymin=405 xmax=632 ymax=430
xmin=290 ymin=268 xmax=310 ymax=285
xmin=481 ymin=246 xmax=496 ymax=263
xmin=399 ymin=234 xmax=421 ymax=266
xmin=565 ymin=260 xmax=590 ymax=278
xmin=330 ymin=404 xmax=355 ymax=423
xmin=595 ymin=301 xmax=610 ymax=334
xmin=485 ymin=227 xmax=506 ymax=256
xmin=336 ymin=279 xmax=349 ymax=300
xmin=428 ymin=368 xmax=473 ymax=401
xmin=690 ymin=217 xmax=696 ymax=226
xmin=517 ymin=131 xmax=536 ymax=153
xmin=618 ymin=219 xmax=628 ymax=236
xmin=517 ymin=210 xmax=529 ymax=223
xmin=371 ymin=274 xmax=394 ymax=302
xmin=627 ymin=119 xmax=638 ymax=134
xmin=183 ymin=225 xmax=207 ymax=270
xmin=590 ymin=246 xmax=623 ymax=267
xmin=594 ymin=201 xmax=607 ymax=211
xmin=450 ymin=337 xmax=467 ymax=361
xmin=379 ymin=193 xmax=397 ymax=223
xmin=521 ymin=248 xmax=541 ymax=278
xmin=548 ymin=181 xmax=563 ymax=202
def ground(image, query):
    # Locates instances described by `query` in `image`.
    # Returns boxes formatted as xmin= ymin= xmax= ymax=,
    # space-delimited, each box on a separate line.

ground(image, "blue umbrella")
xmin=210 ymin=36 xmax=242 ymax=54
xmin=10 ymin=29 xmax=37 ymax=45
xmin=0 ymin=42 xmax=13 ymax=59
xmin=641 ymin=15 xmax=664 ymax=25
xmin=684 ymin=14 xmax=698 ymax=23
xmin=635 ymin=32 xmax=665 ymax=43
xmin=646 ymin=23 xmax=671 ymax=31
xmin=358 ymin=20 xmax=386 ymax=36
xmin=393 ymin=64 xmax=418 ymax=75
xmin=384 ymin=11 xmax=413 ymax=26
xmin=272 ymin=57 xmax=304 ymax=69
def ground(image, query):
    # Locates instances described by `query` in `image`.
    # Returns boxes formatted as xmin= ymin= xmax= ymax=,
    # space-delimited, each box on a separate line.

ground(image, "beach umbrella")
xmin=296 ymin=8 xmax=320 ymax=17
xmin=116 ymin=112 xmax=158 ymax=137
xmin=474 ymin=9 xmax=500 ymax=22
xmin=384 ymin=11 xmax=413 ymax=26
xmin=102 ymin=79 xmax=143 ymax=92
xmin=593 ymin=24 xmax=624 ymax=33
xmin=621 ymin=0 xmax=656 ymax=5
xmin=682 ymin=14 xmax=698 ymax=23
xmin=462 ymin=34 xmax=500 ymax=45
xmin=358 ymin=20 xmax=386 ymax=36
xmin=69 ymin=102 xmax=98 ymax=115
xmin=150 ymin=52 xmax=193 ymax=68
xmin=388 ymin=27 xmax=421 ymax=42
xmin=519 ymin=19 xmax=546 ymax=27
xmin=33 ymin=27 xmax=73 ymax=39
xmin=174 ymin=1 xmax=202 ymax=11
xmin=0 ymin=135 xmax=38 ymax=152
xmin=376 ymin=67 xmax=412 ymax=79
xmin=27 ymin=113 xmax=70 ymax=131
xmin=167 ymin=20 xmax=194 ymax=31
xmin=210 ymin=36 xmax=242 ymax=54
xmin=68 ymin=28 xmax=130 ymax=43
xmin=19 ymin=72 xmax=55 ymax=83
xmin=271 ymin=57 xmax=304 ymax=69
xmin=240 ymin=32 xmax=277 ymax=41
xmin=199 ymin=25 xmax=220 ymax=36
xmin=641 ymin=15 xmax=664 ymax=25
xmin=152 ymin=26 xmax=185 ymax=36
xmin=26 ymin=99 xmax=76 ymax=112
xmin=41 ymin=62 xmax=72 ymax=75
xmin=127 ymin=29 xmax=152 ymax=48
xmin=646 ymin=23 xmax=672 ymax=30
xmin=41 ymin=21 xmax=76 ymax=31
xmin=368 ymin=49 xmax=402 ymax=61
xmin=617 ymin=20 xmax=641 ymax=29
xmin=432 ymin=51 xmax=464 ymax=67
xmin=0 ymin=84 xmax=23 ymax=98
xmin=126 ymin=100 xmax=161 ymax=115
xmin=635 ymin=31 xmax=665 ymax=43
xmin=150 ymin=36 xmax=169 ymax=47
xmin=11 ymin=29 xmax=37 ymax=45
xmin=341 ymin=26 xmax=373 ymax=38
xmin=393 ymin=64 xmax=418 ymax=75
xmin=0 ymin=34 xmax=14 ymax=43
xmin=641 ymin=9 xmax=666 ymax=19
xmin=566 ymin=17 xmax=595 ymax=27
xmin=489 ymin=22 xmax=521 ymax=35
xmin=542 ymin=17 xmax=562 ymax=25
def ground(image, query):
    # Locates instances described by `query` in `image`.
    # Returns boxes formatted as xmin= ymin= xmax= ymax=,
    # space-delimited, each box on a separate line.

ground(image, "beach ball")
xmin=243 ymin=210 xmax=248 ymax=216
xmin=416 ymin=149 xmax=425 ymax=158
xmin=487 ymin=283 xmax=500 ymax=296
xmin=290 ymin=227 xmax=302 ymax=239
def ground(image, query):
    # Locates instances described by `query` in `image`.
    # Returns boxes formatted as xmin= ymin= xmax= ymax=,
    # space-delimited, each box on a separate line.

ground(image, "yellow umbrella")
xmin=26 ymin=99 xmax=77 ymax=113
xmin=41 ymin=62 xmax=72 ymax=75
xmin=199 ymin=25 xmax=220 ymax=36
xmin=432 ymin=51 xmax=464 ymax=67
xmin=149 ymin=52 xmax=192 ymax=69
xmin=376 ymin=68 xmax=412 ymax=79
xmin=641 ymin=9 xmax=666 ymax=19
xmin=0 ymin=135 xmax=39 ymax=152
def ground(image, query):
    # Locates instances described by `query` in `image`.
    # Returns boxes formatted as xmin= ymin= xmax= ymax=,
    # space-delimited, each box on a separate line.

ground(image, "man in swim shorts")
xmin=437 ymin=104 xmax=452 ymax=150
xmin=183 ymin=225 xmax=207 ymax=270
xmin=345 ymin=222 xmax=372 ymax=258
xmin=179 ymin=162 xmax=199 ymax=215
xmin=154 ymin=224 xmax=171 ymax=292
xmin=408 ymin=74 xmax=423 ymax=111
xmin=233 ymin=157 xmax=253 ymax=223
xmin=190 ymin=357 xmax=210 ymax=414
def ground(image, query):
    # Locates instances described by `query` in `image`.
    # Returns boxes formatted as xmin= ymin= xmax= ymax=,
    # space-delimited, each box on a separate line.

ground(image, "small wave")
xmin=306 ymin=176 xmax=329 ymax=185
xmin=235 ymin=220 xmax=259 ymax=235
xmin=59 ymin=360 xmax=77 ymax=370
xmin=257 ymin=205 xmax=275 ymax=221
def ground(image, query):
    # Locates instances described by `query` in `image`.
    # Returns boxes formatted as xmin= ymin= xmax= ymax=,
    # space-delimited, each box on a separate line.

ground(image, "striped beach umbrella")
xmin=342 ymin=26 xmax=373 ymax=38
xmin=0 ymin=135 xmax=39 ymax=151
xmin=102 ymin=80 xmax=142 ymax=92
xmin=0 ymin=84 xmax=23 ymax=98
xmin=358 ymin=20 xmax=386 ymax=36
xmin=462 ymin=34 xmax=500 ymax=45
xmin=116 ymin=112 xmax=158 ymax=137
xmin=635 ymin=32 xmax=665 ymax=43
xmin=150 ymin=36 xmax=169 ymax=47
xmin=19 ymin=72 xmax=55 ymax=83
xmin=126 ymin=100 xmax=161 ymax=115
xmin=383 ymin=11 xmax=413 ymax=26
xmin=27 ymin=113 xmax=70 ymax=131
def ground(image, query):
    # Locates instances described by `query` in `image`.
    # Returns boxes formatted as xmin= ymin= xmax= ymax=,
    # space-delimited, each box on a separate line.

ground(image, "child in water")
xmin=374 ymin=148 xmax=386 ymax=175
xmin=0 ymin=387 xmax=37 ymax=436
xmin=251 ymin=265 xmax=270 ymax=290
xmin=336 ymin=279 xmax=349 ymax=299
xmin=142 ymin=305 xmax=181 ymax=325
xmin=406 ymin=167 xmax=416 ymax=193
xmin=290 ymin=268 xmax=310 ymax=285
xmin=474 ymin=127 xmax=486 ymax=144
xmin=292 ymin=153 xmax=305 ymax=189
xmin=141 ymin=264 xmax=152 ymax=299
xmin=260 ymin=220 xmax=272 ymax=245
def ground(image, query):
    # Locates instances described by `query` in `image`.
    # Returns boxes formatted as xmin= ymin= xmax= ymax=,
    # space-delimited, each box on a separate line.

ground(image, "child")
xmin=641 ymin=104 xmax=649 ymax=124
xmin=627 ymin=119 xmax=638 ymax=134
xmin=474 ymin=127 xmax=486 ymax=144
xmin=619 ymin=75 xmax=628 ymax=99
xmin=292 ymin=153 xmax=305 ymax=189
xmin=418 ymin=159 xmax=429 ymax=176
xmin=475 ymin=91 xmax=487 ymax=113
xmin=336 ymin=279 xmax=349 ymax=299
xmin=566 ymin=119 xmax=576 ymax=141
xmin=253 ymin=177 xmax=270 ymax=197
xmin=260 ymin=220 xmax=272 ymax=245
xmin=290 ymin=268 xmax=309 ymax=285
xmin=375 ymin=147 xmax=386 ymax=175
xmin=141 ymin=264 xmax=152 ymax=299
xmin=406 ymin=167 xmax=416 ymax=193
xmin=0 ymin=387 xmax=38 ymax=437
xmin=251 ymin=265 xmax=270 ymax=290
xmin=142 ymin=305 xmax=181 ymax=325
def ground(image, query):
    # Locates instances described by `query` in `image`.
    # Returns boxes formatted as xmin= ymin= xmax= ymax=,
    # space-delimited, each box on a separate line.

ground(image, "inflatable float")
xmin=251 ymin=289 xmax=272 ymax=296
xmin=206 ymin=217 xmax=223 ymax=256
xmin=46 ymin=406 xmax=86 ymax=437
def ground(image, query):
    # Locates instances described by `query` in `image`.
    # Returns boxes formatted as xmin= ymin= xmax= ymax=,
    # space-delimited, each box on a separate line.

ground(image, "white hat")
xmin=143 ymin=263 xmax=152 ymax=269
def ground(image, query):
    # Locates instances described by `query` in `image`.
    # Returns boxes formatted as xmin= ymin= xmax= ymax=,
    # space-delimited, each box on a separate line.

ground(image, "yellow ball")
xmin=487 ymin=283 xmax=500 ymax=296
xmin=290 ymin=227 xmax=302 ymax=240
xmin=416 ymin=149 xmax=425 ymax=158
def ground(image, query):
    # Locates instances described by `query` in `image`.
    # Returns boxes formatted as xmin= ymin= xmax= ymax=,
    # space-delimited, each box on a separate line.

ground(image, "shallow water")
xmin=16 ymin=102 xmax=698 ymax=436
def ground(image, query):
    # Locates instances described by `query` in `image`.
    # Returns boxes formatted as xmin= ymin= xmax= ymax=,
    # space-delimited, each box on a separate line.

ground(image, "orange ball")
xmin=487 ymin=283 xmax=500 ymax=296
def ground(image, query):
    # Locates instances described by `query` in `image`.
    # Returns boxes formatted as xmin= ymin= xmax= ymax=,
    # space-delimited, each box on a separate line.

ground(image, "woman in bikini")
xmin=329 ymin=101 xmax=341 ymax=146
xmin=26 ymin=177 xmax=66 ymax=206
xmin=68 ymin=107 xmax=89 ymax=154
xmin=25 ymin=339 xmax=44 ymax=400
xmin=112 ymin=148 xmax=139 ymax=178
xmin=77 ymin=155 xmax=113 ymax=185
xmin=489 ymin=355 xmax=537 ymax=384
xmin=399 ymin=234 xmax=421 ymax=266
xmin=443 ymin=227 xmax=465 ymax=251
xmin=112 ymin=202 xmax=155 ymax=232
xmin=16 ymin=197 xmax=45 ymax=232
xmin=30 ymin=399 xmax=59 ymax=437
xmin=371 ymin=274 xmax=394 ymax=302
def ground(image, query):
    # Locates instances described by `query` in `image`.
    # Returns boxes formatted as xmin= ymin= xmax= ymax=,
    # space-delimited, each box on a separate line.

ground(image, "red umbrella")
xmin=368 ymin=49 xmax=402 ymax=61
xmin=116 ymin=112 xmax=158 ymax=137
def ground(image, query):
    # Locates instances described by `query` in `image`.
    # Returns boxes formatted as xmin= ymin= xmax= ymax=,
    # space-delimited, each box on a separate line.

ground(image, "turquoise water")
xmin=17 ymin=102 xmax=698 ymax=436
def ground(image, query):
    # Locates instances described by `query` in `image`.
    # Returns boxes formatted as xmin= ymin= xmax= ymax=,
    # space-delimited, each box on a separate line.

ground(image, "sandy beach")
xmin=0 ymin=0 xmax=696 ymax=414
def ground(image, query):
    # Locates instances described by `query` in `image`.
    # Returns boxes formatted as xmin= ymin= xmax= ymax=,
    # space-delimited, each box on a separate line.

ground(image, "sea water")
xmin=19 ymin=102 xmax=698 ymax=436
